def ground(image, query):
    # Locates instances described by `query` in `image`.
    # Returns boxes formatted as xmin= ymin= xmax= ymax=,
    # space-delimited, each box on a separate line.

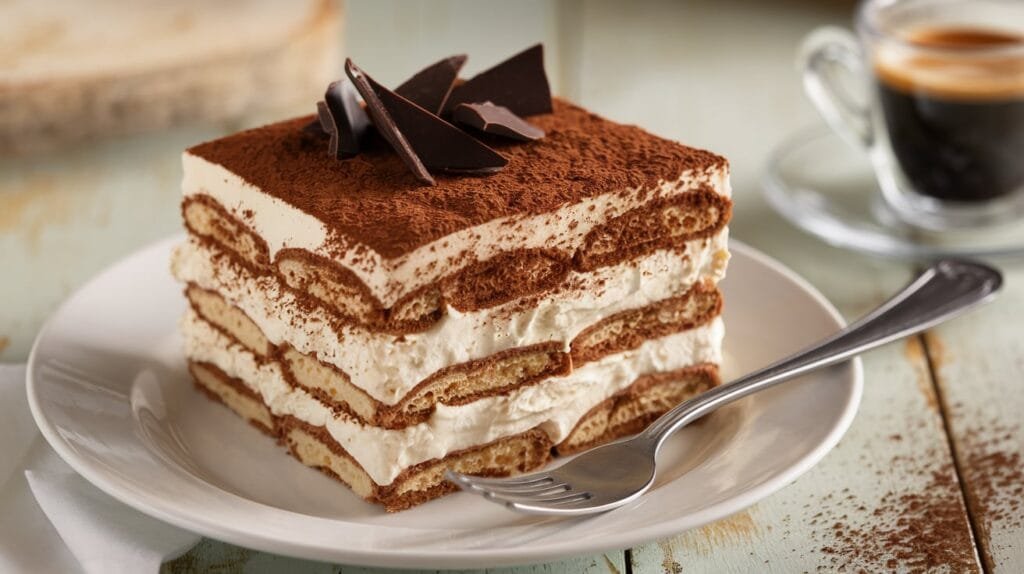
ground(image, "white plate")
xmin=27 ymin=236 xmax=862 ymax=569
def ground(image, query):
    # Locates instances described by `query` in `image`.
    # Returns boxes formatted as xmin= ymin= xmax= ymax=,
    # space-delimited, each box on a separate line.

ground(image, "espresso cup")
xmin=800 ymin=0 xmax=1024 ymax=230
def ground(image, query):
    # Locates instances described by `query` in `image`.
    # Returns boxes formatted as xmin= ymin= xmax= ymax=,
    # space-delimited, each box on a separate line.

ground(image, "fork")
xmin=446 ymin=259 xmax=1001 ymax=516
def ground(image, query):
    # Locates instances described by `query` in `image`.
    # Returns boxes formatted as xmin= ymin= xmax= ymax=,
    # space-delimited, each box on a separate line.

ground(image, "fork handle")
xmin=640 ymin=259 xmax=1002 ymax=450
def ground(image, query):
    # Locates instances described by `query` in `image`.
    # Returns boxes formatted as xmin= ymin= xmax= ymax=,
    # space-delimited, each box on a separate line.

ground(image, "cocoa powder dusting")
xmin=187 ymin=99 xmax=726 ymax=259
xmin=813 ymin=450 xmax=978 ymax=573
xmin=962 ymin=422 xmax=1024 ymax=538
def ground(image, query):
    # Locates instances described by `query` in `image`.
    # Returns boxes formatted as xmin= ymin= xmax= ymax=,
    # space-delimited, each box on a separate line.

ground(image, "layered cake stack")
xmin=172 ymin=47 xmax=732 ymax=511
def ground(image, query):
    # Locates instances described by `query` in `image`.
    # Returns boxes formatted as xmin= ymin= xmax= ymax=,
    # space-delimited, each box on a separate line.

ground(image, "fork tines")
xmin=445 ymin=471 xmax=593 ymax=511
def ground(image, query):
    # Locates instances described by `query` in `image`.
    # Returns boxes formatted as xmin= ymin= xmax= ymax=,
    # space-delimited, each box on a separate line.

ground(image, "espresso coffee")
xmin=875 ymin=26 xmax=1024 ymax=203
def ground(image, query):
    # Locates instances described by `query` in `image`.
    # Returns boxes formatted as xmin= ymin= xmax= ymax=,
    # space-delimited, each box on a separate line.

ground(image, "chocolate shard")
xmin=345 ymin=59 xmax=435 ymax=184
xmin=453 ymin=102 xmax=545 ymax=141
xmin=395 ymin=54 xmax=467 ymax=115
xmin=372 ymin=77 xmax=508 ymax=174
xmin=347 ymin=59 xmax=508 ymax=178
xmin=317 ymin=80 xmax=370 ymax=159
xmin=444 ymin=44 xmax=553 ymax=117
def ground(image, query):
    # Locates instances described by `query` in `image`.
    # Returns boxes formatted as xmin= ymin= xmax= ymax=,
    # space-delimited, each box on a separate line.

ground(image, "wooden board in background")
xmin=0 ymin=0 xmax=341 ymax=154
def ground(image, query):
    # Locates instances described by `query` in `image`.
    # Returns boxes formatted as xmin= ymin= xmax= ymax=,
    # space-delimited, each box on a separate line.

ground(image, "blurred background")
xmin=0 ymin=0 xmax=854 ymax=360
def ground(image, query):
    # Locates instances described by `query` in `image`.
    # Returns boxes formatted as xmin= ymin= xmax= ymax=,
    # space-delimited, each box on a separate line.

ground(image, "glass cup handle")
xmin=799 ymin=27 xmax=873 ymax=148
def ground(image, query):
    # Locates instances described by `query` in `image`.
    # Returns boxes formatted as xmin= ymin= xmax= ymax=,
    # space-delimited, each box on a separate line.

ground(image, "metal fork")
xmin=446 ymin=259 xmax=1001 ymax=516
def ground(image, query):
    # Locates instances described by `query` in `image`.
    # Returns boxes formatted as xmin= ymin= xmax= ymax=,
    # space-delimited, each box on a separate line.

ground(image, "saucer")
xmin=763 ymin=126 xmax=1024 ymax=261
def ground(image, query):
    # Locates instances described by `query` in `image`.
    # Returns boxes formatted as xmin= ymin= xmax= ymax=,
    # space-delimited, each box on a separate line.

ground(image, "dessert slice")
xmin=172 ymin=51 xmax=732 ymax=511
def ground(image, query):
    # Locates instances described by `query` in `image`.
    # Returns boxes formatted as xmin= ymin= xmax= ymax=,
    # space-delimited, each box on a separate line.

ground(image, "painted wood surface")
xmin=3 ymin=1 xmax=1021 ymax=573
xmin=162 ymin=540 xmax=626 ymax=574
xmin=925 ymin=271 xmax=1024 ymax=573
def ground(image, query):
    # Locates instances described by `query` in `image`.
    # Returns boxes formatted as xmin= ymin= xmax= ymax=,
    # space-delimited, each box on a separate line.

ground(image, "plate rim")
xmin=25 ymin=235 xmax=863 ymax=568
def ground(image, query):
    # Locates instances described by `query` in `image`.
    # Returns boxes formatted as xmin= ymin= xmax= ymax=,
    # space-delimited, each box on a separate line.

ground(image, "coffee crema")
xmin=874 ymin=25 xmax=1024 ymax=202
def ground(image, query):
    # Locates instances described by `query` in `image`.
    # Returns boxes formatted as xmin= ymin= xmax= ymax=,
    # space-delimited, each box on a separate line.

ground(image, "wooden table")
xmin=3 ymin=1 xmax=1020 ymax=572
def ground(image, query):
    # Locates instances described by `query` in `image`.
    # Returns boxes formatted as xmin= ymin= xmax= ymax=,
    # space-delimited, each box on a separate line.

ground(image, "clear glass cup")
xmin=800 ymin=0 xmax=1024 ymax=231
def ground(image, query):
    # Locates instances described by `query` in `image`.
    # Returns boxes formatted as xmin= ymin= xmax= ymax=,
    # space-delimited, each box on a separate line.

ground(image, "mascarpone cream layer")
xmin=183 ymin=152 xmax=730 ymax=306
xmin=172 ymin=230 xmax=729 ymax=404
xmin=182 ymin=310 xmax=724 ymax=485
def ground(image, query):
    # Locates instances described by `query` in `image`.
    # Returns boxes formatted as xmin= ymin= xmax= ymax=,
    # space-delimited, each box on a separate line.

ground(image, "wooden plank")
xmin=162 ymin=540 xmax=626 ymax=574
xmin=335 ymin=554 xmax=627 ymax=574
xmin=1 ymin=0 xmax=337 ymax=155
xmin=925 ymin=264 xmax=1024 ymax=572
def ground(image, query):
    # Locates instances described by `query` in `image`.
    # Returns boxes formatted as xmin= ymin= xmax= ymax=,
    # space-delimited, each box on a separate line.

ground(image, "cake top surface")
xmin=187 ymin=99 xmax=727 ymax=259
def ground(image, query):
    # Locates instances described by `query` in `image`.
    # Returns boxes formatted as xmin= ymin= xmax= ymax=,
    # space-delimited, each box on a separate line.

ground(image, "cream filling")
xmin=182 ymin=310 xmax=724 ymax=485
xmin=182 ymin=152 xmax=730 ymax=306
xmin=172 ymin=230 xmax=729 ymax=404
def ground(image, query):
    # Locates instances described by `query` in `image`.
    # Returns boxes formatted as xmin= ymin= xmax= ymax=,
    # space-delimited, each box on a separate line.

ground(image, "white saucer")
xmin=26 ymin=236 xmax=861 ymax=569
xmin=763 ymin=126 xmax=1024 ymax=262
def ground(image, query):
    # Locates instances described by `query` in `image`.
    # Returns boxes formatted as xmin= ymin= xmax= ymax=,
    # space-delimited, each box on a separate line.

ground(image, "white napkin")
xmin=0 ymin=364 xmax=200 ymax=573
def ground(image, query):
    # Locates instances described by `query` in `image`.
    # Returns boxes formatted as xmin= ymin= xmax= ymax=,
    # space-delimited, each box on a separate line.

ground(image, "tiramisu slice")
xmin=172 ymin=47 xmax=732 ymax=511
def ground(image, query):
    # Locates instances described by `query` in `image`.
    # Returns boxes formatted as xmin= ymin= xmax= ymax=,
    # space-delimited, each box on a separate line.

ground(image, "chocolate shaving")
xmin=453 ymin=102 xmax=545 ymax=141
xmin=316 ymin=80 xmax=370 ymax=159
xmin=351 ymin=62 xmax=506 ymax=177
xmin=345 ymin=59 xmax=435 ymax=185
xmin=395 ymin=55 xmax=467 ymax=115
xmin=320 ymin=47 xmax=551 ymax=183
xmin=445 ymin=44 xmax=553 ymax=117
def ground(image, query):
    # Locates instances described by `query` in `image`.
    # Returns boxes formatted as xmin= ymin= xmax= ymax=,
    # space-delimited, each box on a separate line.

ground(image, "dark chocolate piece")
xmin=347 ymin=59 xmax=507 ymax=177
xmin=453 ymin=102 xmax=545 ymax=141
xmin=317 ymin=80 xmax=370 ymax=159
xmin=444 ymin=44 xmax=553 ymax=117
xmin=370 ymin=80 xmax=507 ymax=174
xmin=395 ymin=55 xmax=467 ymax=115
xmin=345 ymin=59 xmax=435 ymax=184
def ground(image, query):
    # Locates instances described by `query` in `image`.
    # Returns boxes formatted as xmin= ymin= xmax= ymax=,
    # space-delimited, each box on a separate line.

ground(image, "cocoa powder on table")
xmin=960 ymin=421 xmax=1024 ymax=570
xmin=810 ymin=442 xmax=978 ymax=573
